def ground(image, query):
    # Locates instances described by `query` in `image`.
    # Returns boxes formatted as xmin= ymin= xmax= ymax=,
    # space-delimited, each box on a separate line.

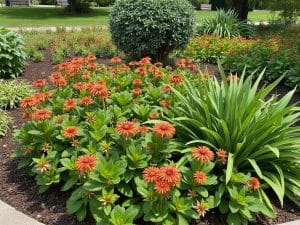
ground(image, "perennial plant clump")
xmin=14 ymin=55 xmax=300 ymax=224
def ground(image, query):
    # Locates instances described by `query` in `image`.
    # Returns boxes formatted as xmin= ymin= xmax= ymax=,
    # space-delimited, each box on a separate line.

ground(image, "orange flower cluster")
xmin=143 ymin=165 xmax=181 ymax=195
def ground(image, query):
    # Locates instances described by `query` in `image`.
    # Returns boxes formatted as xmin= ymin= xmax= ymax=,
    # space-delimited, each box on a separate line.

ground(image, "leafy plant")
xmin=0 ymin=80 xmax=33 ymax=109
xmin=171 ymin=66 xmax=300 ymax=208
xmin=0 ymin=27 xmax=27 ymax=78
xmin=109 ymin=0 xmax=195 ymax=61
xmin=197 ymin=9 xmax=255 ymax=38
xmin=0 ymin=109 xmax=12 ymax=136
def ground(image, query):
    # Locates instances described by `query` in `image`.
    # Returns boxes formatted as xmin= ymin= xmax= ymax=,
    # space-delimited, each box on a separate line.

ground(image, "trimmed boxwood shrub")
xmin=0 ymin=27 xmax=27 ymax=78
xmin=109 ymin=0 xmax=195 ymax=62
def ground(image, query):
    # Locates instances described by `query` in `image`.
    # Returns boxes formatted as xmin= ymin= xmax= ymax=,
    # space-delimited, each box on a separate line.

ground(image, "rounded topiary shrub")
xmin=0 ymin=27 xmax=27 ymax=78
xmin=109 ymin=0 xmax=195 ymax=62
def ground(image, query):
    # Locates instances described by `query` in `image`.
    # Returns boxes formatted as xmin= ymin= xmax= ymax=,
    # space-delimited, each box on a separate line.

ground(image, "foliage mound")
xmin=196 ymin=9 xmax=255 ymax=38
xmin=109 ymin=0 xmax=195 ymax=62
xmin=0 ymin=109 xmax=12 ymax=137
xmin=0 ymin=27 xmax=27 ymax=78
xmin=0 ymin=80 xmax=33 ymax=109
xmin=14 ymin=56 xmax=300 ymax=225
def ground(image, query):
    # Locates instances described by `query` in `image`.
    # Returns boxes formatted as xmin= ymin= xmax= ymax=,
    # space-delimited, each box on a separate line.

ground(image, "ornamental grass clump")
xmin=109 ymin=0 xmax=195 ymax=62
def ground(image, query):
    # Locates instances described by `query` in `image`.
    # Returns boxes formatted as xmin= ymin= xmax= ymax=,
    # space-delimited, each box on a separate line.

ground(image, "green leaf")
xmin=61 ymin=176 xmax=78 ymax=191
xmin=226 ymin=153 xmax=234 ymax=184
xmin=76 ymin=206 xmax=87 ymax=222
xmin=227 ymin=212 xmax=241 ymax=225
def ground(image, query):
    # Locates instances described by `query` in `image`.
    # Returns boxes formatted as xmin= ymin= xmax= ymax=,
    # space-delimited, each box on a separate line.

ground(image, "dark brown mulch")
xmin=0 ymin=53 xmax=299 ymax=225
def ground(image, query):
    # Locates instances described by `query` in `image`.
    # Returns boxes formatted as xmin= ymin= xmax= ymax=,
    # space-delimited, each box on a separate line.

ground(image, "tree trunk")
xmin=68 ymin=0 xmax=76 ymax=13
xmin=232 ymin=0 xmax=249 ymax=21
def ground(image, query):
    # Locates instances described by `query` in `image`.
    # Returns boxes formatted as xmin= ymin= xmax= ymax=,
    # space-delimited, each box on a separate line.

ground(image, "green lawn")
xmin=0 ymin=7 xmax=280 ymax=27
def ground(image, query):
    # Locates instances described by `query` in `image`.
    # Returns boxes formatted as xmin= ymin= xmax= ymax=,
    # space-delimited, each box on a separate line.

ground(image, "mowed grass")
xmin=0 ymin=7 xmax=280 ymax=27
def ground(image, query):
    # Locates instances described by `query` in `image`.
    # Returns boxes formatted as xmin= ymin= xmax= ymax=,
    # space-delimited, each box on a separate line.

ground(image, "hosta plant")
xmin=0 ymin=80 xmax=33 ymax=109
xmin=0 ymin=27 xmax=27 ymax=78
xmin=0 ymin=109 xmax=12 ymax=136
xmin=171 ymin=66 xmax=300 ymax=210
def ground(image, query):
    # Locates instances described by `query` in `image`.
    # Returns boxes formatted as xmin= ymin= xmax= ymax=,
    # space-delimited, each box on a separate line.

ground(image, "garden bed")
xmin=0 ymin=51 xmax=299 ymax=225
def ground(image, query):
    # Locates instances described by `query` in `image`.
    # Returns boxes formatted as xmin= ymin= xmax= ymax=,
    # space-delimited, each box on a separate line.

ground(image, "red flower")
xmin=80 ymin=97 xmax=93 ymax=105
xmin=111 ymin=57 xmax=122 ymax=64
xmin=132 ymin=79 xmax=142 ymax=86
xmin=132 ymin=88 xmax=142 ymax=95
xmin=149 ymin=112 xmax=159 ymax=119
xmin=20 ymin=97 xmax=38 ymax=108
xmin=64 ymin=99 xmax=77 ymax=110
xmin=159 ymin=166 xmax=181 ymax=186
xmin=192 ymin=146 xmax=214 ymax=162
xmin=116 ymin=121 xmax=138 ymax=138
xmin=75 ymin=155 xmax=97 ymax=173
xmin=63 ymin=126 xmax=79 ymax=138
xmin=32 ymin=79 xmax=46 ymax=88
xmin=32 ymin=109 xmax=52 ymax=121
xmin=193 ymin=171 xmax=207 ymax=185
xmin=216 ymin=148 xmax=227 ymax=165
xmin=135 ymin=67 xmax=147 ymax=75
xmin=170 ymin=74 xmax=183 ymax=85
xmin=154 ymin=180 xmax=171 ymax=195
xmin=143 ymin=166 xmax=160 ymax=183
xmin=162 ymin=85 xmax=171 ymax=93
xmin=139 ymin=125 xmax=149 ymax=134
xmin=139 ymin=57 xmax=151 ymax=66
xmin=153 ymin=121 xmax=175 ymax=138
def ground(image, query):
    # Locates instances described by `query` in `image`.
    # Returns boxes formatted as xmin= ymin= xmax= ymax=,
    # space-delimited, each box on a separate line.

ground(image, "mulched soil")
xmin=0 ymin=51 xmax=299 ymax=225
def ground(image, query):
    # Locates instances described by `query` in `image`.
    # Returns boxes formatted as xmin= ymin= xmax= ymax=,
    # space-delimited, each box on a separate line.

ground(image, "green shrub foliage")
xmin=0 ymin=109 xmax=12 ymax=137
xmin=0 ymin=27 xmax=27 ymax=78
xmin=109 ymin=0 xmax=195 ymax=62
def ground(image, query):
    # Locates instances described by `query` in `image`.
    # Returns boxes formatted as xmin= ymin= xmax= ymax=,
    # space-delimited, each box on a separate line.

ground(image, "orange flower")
xmin=154 ymin=180 xmax=171 ymax=195
xmin=216 ymin=148 xmax=227 ymax=165
xmin=143 ymin=166 xmax=160 ymax=183
xmin=89 ymin=82 xmax=109 ymax=99
xmin=132 ymin=79 xmax=142 ymax=86
xmin=227 ymin=75 xmax=240 ymax=81
xmin=32 ymin=79 xmax=46 ymax=88
xmin=116 ymin=121 xmax=138 ymax=138
xmin=132 ymin=88 xmax=142 ymax=95
xmin=82 ymin=71 xmax=90 ymax=78
xmin=139 ymin=125 xmax=149 ymax=134
xmin=32 ymin=109 xmax=52 ymax=121
xmin=63 ymin=126 xmax=79 ymax=138
xmin=159 ymin=166 xmax=181 ymax=186
xmin=246 ymin=177 xmax=260 ymax=190
xmin=139 ymin=57 xmax=151 ymax=66
xmin=129 ymin=61 xmax=139 ymax=66
xmin=75 ymin=155 xmax=97 ymax=173
xmin=87 ymin=63 xmax=97 ymax=70
xmin=162 ymin=85 xmax=171 ymax=93
xmin=160 ymin=99 xmax=169 ymax=108
xmin=80 ymin=97 xmax=93 ymax=105
xmin=86 ymin=55 xmax=96 ymax=61
xmin=49 ymin=72 xmax=67 ymax=86
xmin=193 ymin=171 xmax=207 ymax=185
xmin=170 ymin=74 xmax=183 ymax=85
xmin=135 ymin=67 xmax=147 ymax=75
xmin=42 ymin=92 xmax=53 ymax=99
xmin=20 ymin=97 xmax=38 ymax=108
xmin=192 ymin=146 xmax=214 ymax=162
xmin=111 ymin=57 xmax=122 ymax=64
xmin=154 ymin=62 xmax=163 ymax=67
xmin=153 ymin=121 xmax=175 ymax=138
xmin=154 ymin=71 xmax=165 ymax=79
xmin=64 ymin=99 xmax=77 ymax=110
xmin=73 ymin=82 xmax=86 ymax=90
xmin=150 ymin=112 xmax=159 ymax=119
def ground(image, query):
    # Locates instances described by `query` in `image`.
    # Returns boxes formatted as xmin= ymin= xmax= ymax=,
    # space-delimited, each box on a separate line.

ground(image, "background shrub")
xmin=196 ymin=9 xmax=255 ymax=38
xmin=0 ymin=80 xmax=33 ymax=109
xmin=0 ymin=28 xmax=27 ymax=78
xmin=0 ymin=110 xmax=12 ymax=137
xmin=109 ymin=0 xmax=195 ymax=62
xmin=189 ymin=0 xmax=209 ymax=10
